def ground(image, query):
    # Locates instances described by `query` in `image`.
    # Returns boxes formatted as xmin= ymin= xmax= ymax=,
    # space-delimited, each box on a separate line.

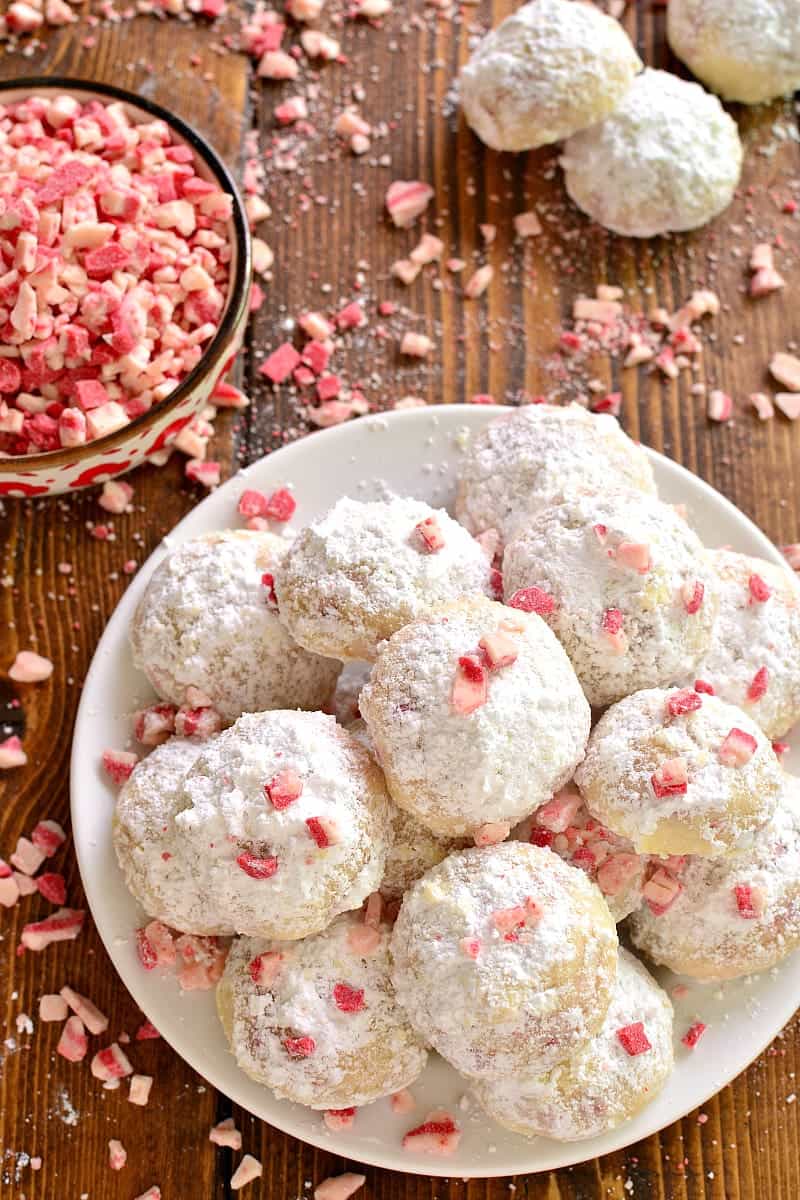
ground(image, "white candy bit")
xmin=391 ymin=258 xmax=421 ymax=286
xmin=299 ymin=29 xmax=340 ymax=59
xmin=400 ymin=332 xmax=433 ymax=357
xmin=9 ymin=651 xmax=53 ymax=683
xmin=133 ymin=1188 xmax=161 ymax=1200
xmin=615 ymin=542 xmax=651 ymax=573
xmin=386 ymin=180 xmax=434 ymax=228
xmin=410 ymin=233 xmax=444 ymax=265
xmin=775 ymin=393 xmax=800 ymax=420
xmin=770 ymin=352 xmax=800 ymax=392
xmin=10 ymin=837 xmax=45 ymax=876
xmin=0 ymin=736 xmax=27 ymax=769
xmin=351 ymin=133 xmax=371 ymax=155
xmin=708 ymin=389 xmax=733 ymax=422
xmin=128 ymin=1074 xmax=153 ymax=1106
xmin=258 ymin=49 xmax=300 ymax=79
xmin=357 ymin=0 xmax=391 ymax=14
xmin=718 ymin=727 xmax=758 ymax=767
xmin=14 ymin=871 xmax=38 ymax=896
xmin=252 ymin=237 xmax=275 ymax=275
xmin=314 ymin=1174 xmax=367 ymax=1200
xmin=86 ymin=401 xmax=129 ymax=440
xmin=0 ymin=873 xmax=21 ymax=908
xmin=750 ymin=243 xmax=774 ymax=271
xmin=209 ymin=1118 xmax=243 ymax=1150
xmin=750 ymin=266 xmax=785 ymax=298
xmin=749 ymin=392 xmax=775 ymax=421
xmin=474 ymin=822 xmax=510 ymax=846
xmin=514 ymin=210 xmax=542 ymax=238
xmin=573 ymin=297 xmax=621 ymax=323
xmin=108 ymin=1139 xmax=127 ymax=1171
xmin=478 ymin=629 xmax=518 ymax=669
xmin=230 ymin=1154 xmax=263 ymax=1190
xmin=60 ymin=985 xmax=108 ymax=1036
xmin=286 ymin=0 xmax=325 ymax=18
xmin=40 ymin=994 xmax=68 ymax=1022
xmin=98 ymin=480 xmax=133 ymax=514
xmin=464 ymin=265 xmax=493 ymax=299
xmin=91 ymin=1042 xmax=134 ymax=1082
xmin=335 ymin=108 xmax=371 ymax=138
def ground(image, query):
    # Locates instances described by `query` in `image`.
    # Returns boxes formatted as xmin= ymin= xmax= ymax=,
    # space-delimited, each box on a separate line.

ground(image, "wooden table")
xmin=2 ymin=2 xmax=800 ymax=1197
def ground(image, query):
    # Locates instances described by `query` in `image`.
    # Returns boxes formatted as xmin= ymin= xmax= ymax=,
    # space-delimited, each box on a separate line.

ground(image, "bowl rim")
xmin=0 ymin=75 xmax=252 ymax=474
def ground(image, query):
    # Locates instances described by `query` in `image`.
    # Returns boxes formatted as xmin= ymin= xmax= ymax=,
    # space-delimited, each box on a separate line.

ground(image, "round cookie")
xmin=473 ymin=947 xmax=673 ymax=1141
xmin=274 ymin=496 xmax=496 ymax=662
xmin=575 ymin=686 xmax=782 ymax=857
xmin=174 ymin=710 xmax=392 ymax=940
xmin=382 ymin=805 xmax=467 ymax=900
xmin=360 ymin=595 xmax=591 ymax=837
xmin=684 ymin=549 xmax=800 ymax=739
xmin=113 ymin=737 xmax=233 ymax=935
xmin=629 ymin=773 xmax=800 ymax=980
xmin=502 ymin=489 xmax=718 ymax=707
xmin=390 ymin=842 xmax=618 ymax=1080
xmin=130 ymin=530 xmax=340 ymax=722
xmin=331 ymin=661 xmax=372 ymax=726
xmin=454 ymin=403 xmax=656 ymax=547
xmin=217 ymin=909 xmax=428 ymax=1108
xmin=667 ymin=0 xmax=800 ymax=105
xmin=514 ymin=783 xmax=646 ymax=922
xmin=560 ymin=69 xmax=743 ymax=237
xmin=459 ymin=0 xmax=642 ymax=152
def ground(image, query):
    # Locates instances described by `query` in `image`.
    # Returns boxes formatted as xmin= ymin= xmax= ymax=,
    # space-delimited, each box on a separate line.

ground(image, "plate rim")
xmin=70 ymin=403 xmax=796 ymax=1177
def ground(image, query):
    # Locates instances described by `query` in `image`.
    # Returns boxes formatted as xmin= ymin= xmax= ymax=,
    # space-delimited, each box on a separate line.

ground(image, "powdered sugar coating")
xmin=390 ymin=843 xmax=618 ymax=1079
xmin=454 ymin=404 xmax=656 ymax=546
xmin=576 ymin=687 xmax=782 ymax=857
xmin=383 ymin=806 xmax=468 ymax=900
xmin=667 ymin=0 xmax=800 ymax=104
xmin=473 ymin=947 xmax=673 ymax=1141
xmin=175 ymin=711 xmax=392 ymax=940
xmin=113 ymin=738 xmax=233 ymax=935
xmin=683 ymin=550 xmax=800 ymax=739
xmin=275 ymin=497 xmax=495 ymax=662
xmin=360 ymin=596 xmax=591 ymax=837
xmin=130 ymin=531 xmax=340 ymax=722
xmin=502 ymin=489 xmax=718 ymax=706
xmin=217 ymin=911 xmax=428 ymax=1108
xmin=560 ymin=69 xmax=743 ymax=237
xmin=629 ymin=774 xmax=800 ymax=980
xmin=513 ymin=790 xmax=646 ymax=922
xmin=459 ymin=0 xmax=641 ymax=152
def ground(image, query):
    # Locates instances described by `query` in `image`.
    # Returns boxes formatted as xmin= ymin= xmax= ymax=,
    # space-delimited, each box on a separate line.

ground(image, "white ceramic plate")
xmin=72 ymin=405 xmax=800 ymax=1178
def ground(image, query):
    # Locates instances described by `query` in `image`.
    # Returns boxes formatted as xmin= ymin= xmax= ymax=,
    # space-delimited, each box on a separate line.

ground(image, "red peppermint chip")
xmin=681 ymin=1021 xmax=707 ymax=1049
xmin=261 ymin=571 xmax=279 ymax=609
xmin=746 ymin=666 xmax=769 ymax=702
xmin=236 ymin=851 xmax=279 ymax=879
xmin=264 ymin=487 xmax=296 ymax=522
xmin=458 ymin=654 xmax=485 ymax=684
xmin=332 ymin=983 xmax=366 ymax=1013
xmin=37 ymin=873 xmax=67 ymax=905
xmin=265 ymin=769 xmax=303 ymax=810
xmin=682 ymin=580 xmax=705 ymax=615
xmin=616 ymin=1022 xmax=652 ymax=1056
xmin=508 ymin=586 xmax=555 ymax=616
xmin=283 ymin=1035 xmax=316 ymax=1058
xmin=748 ymin=573 xmax=772 ymax=604
xmin=415 ymin=515 xmax=445 ymax=553
xmin=666 ymin=688 xmax=702 ymax=717
xmin=694 ymin=679 xmax=715 ymax=695
xmin=734 ymin=883 xmax=765 ymax=919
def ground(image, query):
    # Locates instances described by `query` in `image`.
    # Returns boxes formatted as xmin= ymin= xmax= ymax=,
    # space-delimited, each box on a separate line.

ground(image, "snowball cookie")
xmin=502 ymin=488 xmax=718 ymax=707
xmin=454 ymin=403 xmax=656 ymax=546
xmin=667 ymin=0 xmax=800 ymax=105
xmin=217 ymin=910 xmax=428 ymax=1108
xmin=513 ymin=783 xmax=646 ymax=922
xmin=274 ymin=496 xmax=496 ymax=662
xmin=113 ymin=738 xmax=233 ymax=936
xmin=473 ymin=947 xmax=673 ymax=1141
xmin=560 ymin=69 xmax=743 ymax=237
xmin=360 ymin=595 xmax=591 ymax=838
xmin=130 ymin=530 xmax=340 ymax=722
xmin=382 ymin=805 xmax=468 ymax=899
xmin=390 ymin=842 xmax=618 ymax=1079
xmin=331 ymin=660 xmax=372 ymax=726
xmin=684 ymin=550 xmax=800 ymax=740
xmin=458 ymin=0 xmax=642 ymax=153
xmin=629 ymin=774 xmax=800 ymax=980
xmin=174 ymin=711 xmax=392 ymax=940
xmin=575 ymin=686 xmax=782 ymax=857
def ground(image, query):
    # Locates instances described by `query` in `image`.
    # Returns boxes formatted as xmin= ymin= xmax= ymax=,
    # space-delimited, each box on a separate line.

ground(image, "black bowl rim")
xmin=0 ymin=75 xmax=252 ymax=474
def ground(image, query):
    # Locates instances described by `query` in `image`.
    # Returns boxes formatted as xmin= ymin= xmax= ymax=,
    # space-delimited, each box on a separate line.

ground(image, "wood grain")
xmin=1 ymin=2 xmax=799 ymax=1197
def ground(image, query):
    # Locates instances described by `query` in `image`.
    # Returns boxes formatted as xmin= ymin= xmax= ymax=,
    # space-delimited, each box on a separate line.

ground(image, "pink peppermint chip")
xmin=38 ymin=873 xmax=67 ymax=905
xmin=60 ymin=985 xmax=108 ymax=1036
xmin=31 ymin=820 xmax=66 ymax=857
xmin=91 ymin=1042 xmax=133 ymax=1081
xmin=718 ymin=728 xmax=758 ymax=766
xmin=682 ymin=580 xmax=705 ymax=614
xmin=314 ymin=1174 xmax=366 ymax=1200
xmin=10 ymin=836 xmax=45 ymax=876
xmin=474 ymin=822 xmax=510 ymax=847
xmin=306 ymin=816 xmax=340 ymax=848
xmin=748 ymin=573 xmax=772 ymax=604
xmin=264 ymin=487 xmax=297 ymax=521
xmin=238 ymin=489 xmax=269 ymax=519
xmin=39 ymin=994 xmax=68 ymax=1023
xmin=236 ymin=851 xmax=279 ymax=879
xmin=323 ymin=1108 xmax=357 ymax=1132
xmin=0 ymin=735 xmax=27 ymax=769
xmin=666 ymin=688 xmax=702 ymax=717
xmin=451 ymin=654 xmax=488 ymax=715
xmin=596 ymin=852 xmax=642 ymax=898
xmin=643 ymin=867 xmax=683 ymax=915
xmin=681 ymin=1021 xmax=707 ymax=1049
xmin=249 ymin=951 xmax=284 ymax=987
xmin=402 ymin=1112 xmax=461 ymax=1156
xmin=265 ymin=769 xmax=303 ymax=810
xmin=283 ymin=1035 xmax=316 ymax=1058
xmin=209 ymin=1118 xmax=243 ymax=1150
xmin=230 ymin=1155 xmax=263 ymax=1191
xmin=747 ymin=666 xmax=769 ymax=702
xmin=535 ymin=787 xmax=583 ymax=833
xmin=734 ymin=883 xmax=766 ymax=919
xmin=102 ymin=749 xmax=138 ymax=785
xmin=333 ymin=982 xmax=366 ymax=1013
xmin=385 ymin=180 xmax=434 ymax=228
xmin=415 ymin=515 xmax=445 ymax=553
xmin=260 ymin=343 xmax=302 ymax=384
xmin=128 ymin=1074 xmax=153 ymax=1106
xmin=601 ymin=607 xmax=627 ymax=654
xmin=651 ymin=757 xmax=689 ymax=798
xmin=21 ymin=908 xmax=85 ymax=952
xmin=615 ymin=542 xmax=651 ymax=573
xmin=508 ymin=586 xmax=555 ymax=616
xmin=57 ymin=1015 xmax=88 ymax=1063
xmin=616 ymin=1022 xmax=652 ymax=1056
xmin=478 ymin=630 xmax=518 ymax=670
xmin=391 ymin=1090 xmax=416 ymax=1115
xmin=8 ymin=651 xmax=53 ymax=683
xmin=707 ymin=390 xmax=733 ymax=422
xmin=108 ymin=1139 xmax=127 ymax=1171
